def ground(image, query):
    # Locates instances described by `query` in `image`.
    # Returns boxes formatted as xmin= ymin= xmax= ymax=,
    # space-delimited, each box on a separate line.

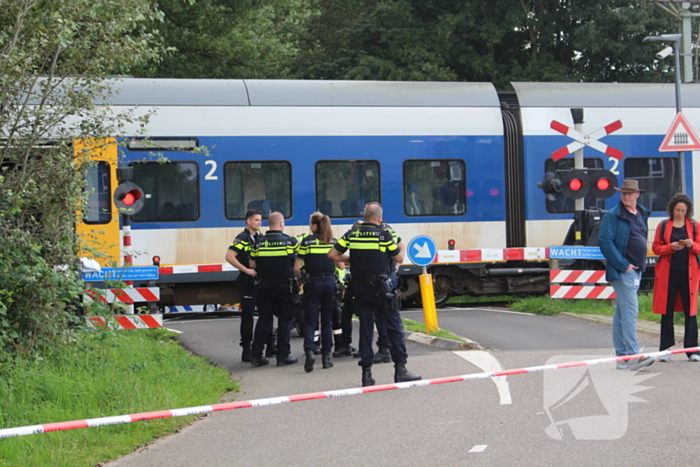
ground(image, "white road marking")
xmin=455 ymin=350 xmax=512 ymax=405
xmin=165 ymin=328 xmax=183 ymax=334
xmin=469 ymin=445 xmax=488 ymax=453
xmin=403 ymin=307 xmax=533 ymax=316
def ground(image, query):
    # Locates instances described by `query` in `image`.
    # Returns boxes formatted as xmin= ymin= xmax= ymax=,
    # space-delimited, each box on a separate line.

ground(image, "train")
xmin=77 ymin=79 xmax=700 ymax=310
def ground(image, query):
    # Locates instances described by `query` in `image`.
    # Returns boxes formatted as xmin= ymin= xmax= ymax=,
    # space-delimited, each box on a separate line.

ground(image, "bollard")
xmin=419 ymin=269 xmax=438 ymax=332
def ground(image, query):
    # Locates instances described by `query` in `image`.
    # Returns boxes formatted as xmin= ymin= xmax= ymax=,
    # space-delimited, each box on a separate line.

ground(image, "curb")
xmin=559 ymin=312 xmax=686 ymax=342
xmin=405 ymin=330 xmax=484 ymax=351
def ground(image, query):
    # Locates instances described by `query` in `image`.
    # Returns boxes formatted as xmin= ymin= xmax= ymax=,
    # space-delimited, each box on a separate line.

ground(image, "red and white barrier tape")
xmin=2 ymin=347 xmax=692 ymax=439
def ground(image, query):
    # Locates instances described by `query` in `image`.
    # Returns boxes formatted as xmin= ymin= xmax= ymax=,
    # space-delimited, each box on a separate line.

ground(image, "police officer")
xmin=378 ymin=219 xmax=405 ymax=363
xmin=225 ymin=209 xmax=264 ymax=362
xmin=294 ymin=213 xmax=344 ymax=372
xmin=249 ymin=212 xmax=299 ymax=367
xmin=332 ymin=220 xmax=362 ymax=358
xmin=366 ymin=202 xmax=405 ymax=364
xmin=329 ymin=204 xmax=421 ymax=386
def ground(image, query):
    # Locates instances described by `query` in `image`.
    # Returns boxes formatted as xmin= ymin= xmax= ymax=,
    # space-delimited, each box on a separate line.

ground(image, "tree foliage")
xmin=133 ymin=0 xmax=311 ymax=79
xmin=0 ymin=0 xmax=164 ymax=360
xmin=292 ymin=0 xmax=678 ymax=87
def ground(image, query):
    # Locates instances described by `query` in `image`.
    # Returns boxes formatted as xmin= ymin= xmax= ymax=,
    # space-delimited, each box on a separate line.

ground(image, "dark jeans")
xmin=354 ymin=282 xmax=407 ymax=368
xmin=303 ymin=276 xmax=336 ymax=354
xmin=660 ymin=267 xmax=699 ymax=355
xmin=252 ymin=284 xmax=295 ymax=360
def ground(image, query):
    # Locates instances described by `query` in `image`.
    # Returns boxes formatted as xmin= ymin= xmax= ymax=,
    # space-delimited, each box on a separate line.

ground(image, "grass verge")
xmin=0 ymin=328 xmax=236 ymax=467
xmin=447 ymin=294 xmax=518 ymax=304
xmin=510 ymin=293 xmax=691 ymax=326
xmin=402 ymin=318 xmax=465 ymax=342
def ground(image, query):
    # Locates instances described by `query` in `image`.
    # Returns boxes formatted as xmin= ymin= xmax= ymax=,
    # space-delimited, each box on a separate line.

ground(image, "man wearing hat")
xmin=599 ymin=179 xmax=655 ymax=371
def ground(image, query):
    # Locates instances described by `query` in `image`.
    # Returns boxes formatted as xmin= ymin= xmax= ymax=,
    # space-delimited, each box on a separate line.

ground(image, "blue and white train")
xmin=83 ymin=79 xmax=700 ymax=308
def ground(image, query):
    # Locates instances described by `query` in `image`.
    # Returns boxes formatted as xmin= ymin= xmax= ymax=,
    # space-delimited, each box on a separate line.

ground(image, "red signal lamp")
xmin=113 ymin=181 xmax=145 ymax=214
xmin=569 ymin=178 xmax=584 ymax=191
xmin=560 ymin=170 xmax=590 ymax=199
xmin=122 ymin=190 xmax=140 ymax=206
xmin=448 ymin=239 xmax=455 ymax=250
xmin=588 ymin=170 xmax=617 ymax=199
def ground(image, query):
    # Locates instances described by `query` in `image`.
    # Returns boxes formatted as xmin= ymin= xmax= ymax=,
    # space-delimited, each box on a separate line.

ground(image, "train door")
xmin=75 ymin=138 xmax=121 ymax=267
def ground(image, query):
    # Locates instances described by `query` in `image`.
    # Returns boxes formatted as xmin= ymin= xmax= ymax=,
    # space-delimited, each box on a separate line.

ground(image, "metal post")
xmin=674 ymin=42 xmax=687 ymax=194
xmin=681 ymin=2 xmax=693 ymax=83
xmin=419 ymin=266 xmax=438 ymax=333
xmin=643 ymin=34 xmax=687 ymax=193
xmin=571 ymin=108 xmax=585 ymax=212
xmin=122 ymin=212 xmax=134 ymax=315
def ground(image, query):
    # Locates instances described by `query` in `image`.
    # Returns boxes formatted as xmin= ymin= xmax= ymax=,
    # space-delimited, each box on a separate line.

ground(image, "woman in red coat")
xmin=652 ymin=193 xmax=700 ymax=362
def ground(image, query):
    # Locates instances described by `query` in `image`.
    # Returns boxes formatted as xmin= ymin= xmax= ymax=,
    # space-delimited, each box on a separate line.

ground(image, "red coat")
xmin=652 ymin=218 xmax=700 ymax=316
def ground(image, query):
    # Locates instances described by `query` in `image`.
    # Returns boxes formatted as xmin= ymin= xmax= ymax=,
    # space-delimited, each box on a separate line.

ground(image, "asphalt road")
xmin=106 ymin=308 xmax=700 ymax=467
xmin=401 ymin=306 xmax=657 ymax=351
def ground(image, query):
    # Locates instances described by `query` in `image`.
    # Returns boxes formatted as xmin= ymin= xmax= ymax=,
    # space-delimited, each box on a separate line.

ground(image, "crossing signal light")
xmin=114 ymin=181 xmax=145 ymax=214
xmin=448 ymin=239 xmax=455 ymax=250
xmin=538 ymin=172 xmax=561 ymax=201
xmin=587 ymin=170 xmax=617 ymax=199
xmin=560 ymin=169 xmax=590 ymax=199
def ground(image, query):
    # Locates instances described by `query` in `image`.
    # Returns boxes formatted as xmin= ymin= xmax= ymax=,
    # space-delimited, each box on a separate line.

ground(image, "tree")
xmin=0 ymin=0 xmax=165 ymax=360
xmin=133 ymin=0 xmax=311 ymax=79
xmin=294 ymin=0 xmax=677 ymax=87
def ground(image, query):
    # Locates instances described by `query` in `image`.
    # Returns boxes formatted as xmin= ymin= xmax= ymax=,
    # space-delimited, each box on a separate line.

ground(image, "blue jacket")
xmin=598 ymin=201 xmax=650 ymax=282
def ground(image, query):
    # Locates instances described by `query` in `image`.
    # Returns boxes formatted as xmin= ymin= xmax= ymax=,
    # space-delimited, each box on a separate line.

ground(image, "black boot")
xmin=373 ymin=346 xmax=391 ymax=364
xmin=250 ymin=356 xmax=269 ymax=367
xmin=322 ymin=353 xmax=333 ymax=369
xmin=241 ymin=346 xmax=251 ymax=363
xmin=394 ymin=362 xmax=421 ymax=383
xmin=277 ymin=356 xmax=298 ymax=366
xmin=333 ymin=345 xmax=352 ymax=358
xmin=304 ymin=350 xmax=315 ymax=373
xmin=362 ymin=366 xmax=375 ymax=387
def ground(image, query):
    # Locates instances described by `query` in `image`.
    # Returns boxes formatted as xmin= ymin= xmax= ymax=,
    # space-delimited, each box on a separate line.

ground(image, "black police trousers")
xmin=373 ymin=272 xmax=400 ymax=349
xmin=251 ymin=283 xmax=295 ymax=361
xmin=354 ymin=282 xmax=407 ymax=368
xmin=237 ymin=275 xmax=257 ymax=348
xmin=302 ymin=276 xmax=336 ymax=354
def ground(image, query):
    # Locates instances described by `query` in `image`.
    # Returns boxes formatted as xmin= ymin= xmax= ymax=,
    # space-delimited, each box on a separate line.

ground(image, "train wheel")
xmin=434 ymin=292 xmax=449 ymax=308
xmin=410 ymin=290 xmax=450 ymax=309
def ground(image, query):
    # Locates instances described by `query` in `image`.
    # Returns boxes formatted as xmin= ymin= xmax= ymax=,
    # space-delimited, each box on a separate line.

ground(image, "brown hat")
xmin=614 ymin=179 xmax=645 ymax=193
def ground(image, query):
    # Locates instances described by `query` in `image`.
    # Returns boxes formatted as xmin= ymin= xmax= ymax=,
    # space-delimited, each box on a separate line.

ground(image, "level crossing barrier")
xmin=549 ymin=270 xmax=615 ymax=299
xmin=83 ymin=287 xmax=160 ymax=305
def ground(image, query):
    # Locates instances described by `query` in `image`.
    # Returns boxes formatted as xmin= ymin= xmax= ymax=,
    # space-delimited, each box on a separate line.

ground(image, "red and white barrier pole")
xmin=122 ymin=213 xmax=134 ymax=314
xmin=0 ymin=347 xmax=693 ymax=439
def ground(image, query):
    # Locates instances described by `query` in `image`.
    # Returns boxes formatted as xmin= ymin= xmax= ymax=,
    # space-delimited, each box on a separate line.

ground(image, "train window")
xmin=83 ymin=161 xmax=112 ymax=224
xmin=544 ymin=158 xmax=604 ymax=213
xmin=624 ymin=157 xmax=680 ymax=212
xmin=315 ymin=160 xmax=380 ymax=218
xmin=129 ymin=161 xmax=200 ymax=222
xmin=403 ymin=160 xmax=466 ymax=216
xmin=224 ymin=161 xmax=291 ymax=219
xmin=126 ymin=137 xmax=199 ymax=151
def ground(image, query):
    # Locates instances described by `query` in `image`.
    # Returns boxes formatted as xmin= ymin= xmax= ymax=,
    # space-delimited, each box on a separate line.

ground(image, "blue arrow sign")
xmin=81 ymin=266 xmax=159 ymax=282
xmin=407 ymin=235 xmax=437 ymax=267
xmin=549 ymin=246 xmax=605 ymax=260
